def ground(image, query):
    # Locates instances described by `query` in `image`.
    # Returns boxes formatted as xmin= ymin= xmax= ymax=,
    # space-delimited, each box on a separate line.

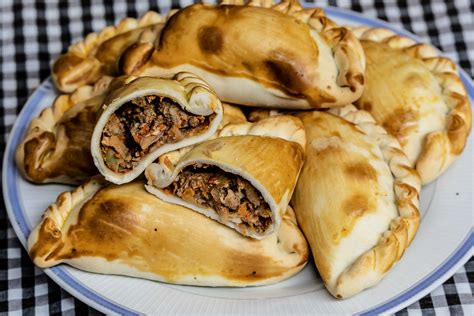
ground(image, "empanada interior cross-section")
xmin=91 ymin=72 xmax=223 ymax=184
xmin=145 ymin=115 xmax=306 ymax=239
xmin=13 ymin=0 xmax=473 ymax=305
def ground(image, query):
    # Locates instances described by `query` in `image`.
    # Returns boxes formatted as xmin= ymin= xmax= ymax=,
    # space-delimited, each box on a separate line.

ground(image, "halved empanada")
xmin=15 ymin=76 xmax=115 ymax=184
xmin=145 ymin=115 xmax=305 ymax=239
xmin=17 ymin=78 xmax=240 ymax=185
xmin=120 ymin=0 xmax=365 ymax=109
xmin=28 ymin=176 xmax=308 ymax=287
xmin=292 ymin=105 xmax=421 ymax=298
xmin=91 ymin=72 xmax=223 ymax=184
xmin=351 ymin=27 xmax=471 ymax=184
xmin=52 ymin=11 xmax=164 ymax=93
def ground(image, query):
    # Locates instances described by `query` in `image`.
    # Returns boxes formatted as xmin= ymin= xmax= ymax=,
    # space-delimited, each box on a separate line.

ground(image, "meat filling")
xmin=101 ymin=95 xmax=214 ymax=173
xmin=164 ymin=164 xmax=273 ymax=234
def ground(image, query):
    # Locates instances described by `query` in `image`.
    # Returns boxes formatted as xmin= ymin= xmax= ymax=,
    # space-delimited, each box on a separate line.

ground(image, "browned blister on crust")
xmin=292 ymin=105 xmax=420 ymax=298
xmin=52 ymin=11 xmax=164 ymax=93
xmin=15 ymin=76 xmax=117 ymax=184
xmin=27 ymin=176 xmax=308 ymax=287
xmin=120 ymin=1 xmax=365 ymax=109
xmin=352 ymin=26 xmax=471 ymax=184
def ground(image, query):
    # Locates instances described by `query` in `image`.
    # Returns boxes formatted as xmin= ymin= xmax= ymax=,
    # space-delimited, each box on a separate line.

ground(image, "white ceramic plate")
xmin=3 ymin=6 xmax=473 ymax=315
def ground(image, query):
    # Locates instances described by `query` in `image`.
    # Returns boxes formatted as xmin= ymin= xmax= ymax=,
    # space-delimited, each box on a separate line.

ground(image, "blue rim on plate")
xmin=3 ymin=6 xmax=473 ymax=315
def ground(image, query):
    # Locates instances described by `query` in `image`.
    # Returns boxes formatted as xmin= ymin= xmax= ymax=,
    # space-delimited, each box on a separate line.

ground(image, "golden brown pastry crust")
xmin=352 ymin=26 xmax=471 ymax=184
xmin=52 ymin=11 xmax=164 ymax=93
xmin=219 ymin=103 xmax=248 ymax=128
xmin=293 ymin=105 xmax=421 ymax=298
xmin=15 ymin=76 xmax=114 ymax=184
xmin=120 ymin=0 xmax=365 ymax=109
xmin=146 ymin=135 xmax=305 ymax=239
xmin=218 ymin=114 xmax=306 ymax=149
xmin=28 ymin=176 xmax=308 ymax=287
xmin=146 ymin=116 xmax=305 ymax=239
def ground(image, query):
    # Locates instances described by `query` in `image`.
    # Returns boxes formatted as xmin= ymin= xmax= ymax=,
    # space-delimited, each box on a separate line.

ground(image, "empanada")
xmin=351 ymin=27 xmax=471 ymax=184
xmin=91 ymin=73 xmax=223 ymax=184
xmin=28 ymin=176 xmax=308 ymax=287
xmin=52 ymin=11 xmax=164 ymax=93
xmin=119 ymin=0 xmax=365 ymax=109
xmin=292 ymin=105 xmax=421 ymax=298
xmin=15 ymin=76 xmax=115 ymax=184
xmin=145 ymin=115 xmax=305 ymax=239
xmin=17 ymin=77 xmax=240 ymax=185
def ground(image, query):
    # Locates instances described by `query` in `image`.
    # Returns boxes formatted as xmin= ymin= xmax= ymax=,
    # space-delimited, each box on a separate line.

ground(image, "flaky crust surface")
xmin=120 ymin=0 xmax=365 ymax=109
xmin=27 ymin=177 xmax=308 ymax=287
xmin=52 ymin=11 xmax=164 ymax=93
xmin=352 ymin=26 xmax=471 ymax=184
xmin=293 ymin=105 xmax=420 ymax=298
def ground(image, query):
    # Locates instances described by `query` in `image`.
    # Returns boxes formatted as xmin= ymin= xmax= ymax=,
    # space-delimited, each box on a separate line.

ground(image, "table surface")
xmin=0 ymin=0 xmax=472 ymax=315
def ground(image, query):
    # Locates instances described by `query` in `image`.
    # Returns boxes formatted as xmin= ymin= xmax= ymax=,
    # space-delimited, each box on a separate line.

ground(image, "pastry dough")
xmin=52 ymin=11 xmax=164 ymax=93
xmin=15 ymin=76 xmax=114 ymax=184
xmin=145 ymin=115 xmax=305 ymax=239
xmin=91 ymin=72 xmax=223 ymax=184
xmin=292 ymin=105 xmax=420 ymax=298
xmin=17 ymin=81 xmax=240 ymax=185
xmin=120 ymin=0 xmax=365 ymax=109
xmin=218 ymin=103 xmax=247 ymax=128
xmin=28 ymin=176 xmax=308 ymax=287
xmin=351 ymin=27 xmax=471 ymax=184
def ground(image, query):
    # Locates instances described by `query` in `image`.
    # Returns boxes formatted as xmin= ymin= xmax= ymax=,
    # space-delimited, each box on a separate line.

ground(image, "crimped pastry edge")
xmin=326 ymin=104 xmax=421 ymax=298
xmin=52 ymin=11 xmax=164 ymax=93
xmin=351 ymin=26 xmax=472 ymax=185
xmin=27 ymin=175 xmax=108 ymax=266
xmin=15 ymin=76 xmax=113 ymax=184
xmin=121 ymin=0 xmax=365 ymax=109
xmin=27 ymin=176 xmax=309 ymax=287
xmin=223 ymin=0 xmax=366 ymax=99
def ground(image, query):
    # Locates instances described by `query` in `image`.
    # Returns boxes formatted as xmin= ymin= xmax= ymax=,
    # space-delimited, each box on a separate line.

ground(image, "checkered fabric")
xmin=0 ymin=0 xmax=472 ymax=314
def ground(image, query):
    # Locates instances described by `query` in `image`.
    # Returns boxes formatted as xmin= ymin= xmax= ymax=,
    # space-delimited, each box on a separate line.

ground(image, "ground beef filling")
xmin=164 ymin=164 xmax=273 ymax=234
xmin=101 ymin=95 xmax=213 ymax=173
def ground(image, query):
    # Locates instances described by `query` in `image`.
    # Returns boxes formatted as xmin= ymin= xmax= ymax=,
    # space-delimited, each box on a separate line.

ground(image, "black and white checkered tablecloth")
xmin=0 ymin=0 xmax=472 ymax=314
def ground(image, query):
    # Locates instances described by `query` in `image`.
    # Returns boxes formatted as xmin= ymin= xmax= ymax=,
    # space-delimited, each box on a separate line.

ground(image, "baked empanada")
xmin=120 ymin=0 xmax=365 ymax=109
xmin=351 ymin=27 xmax=471 ymax=184
xmin=52 ymin=11 xmax=164 ymax=93
xmin=15 ymin=76 xmax=114 ymax=184
xmin=91 ymin=73 xmax=223 ymax=184
xmin=292 ymin=105 xmax=421 ymax=298
xmin=145 ymin=115 xmax=305 ymax=239
xmin=28 ymin=176 xmax=308 ymax=287
xmin=17 ymin=77 xmax=240 ymax=185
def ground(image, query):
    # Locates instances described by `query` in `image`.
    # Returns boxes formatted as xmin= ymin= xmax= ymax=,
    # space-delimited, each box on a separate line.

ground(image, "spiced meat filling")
xmin=101 ymin=95 xmax=214 ymax=173
xmin=163 ymin=164 xmax=273 ymax=234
